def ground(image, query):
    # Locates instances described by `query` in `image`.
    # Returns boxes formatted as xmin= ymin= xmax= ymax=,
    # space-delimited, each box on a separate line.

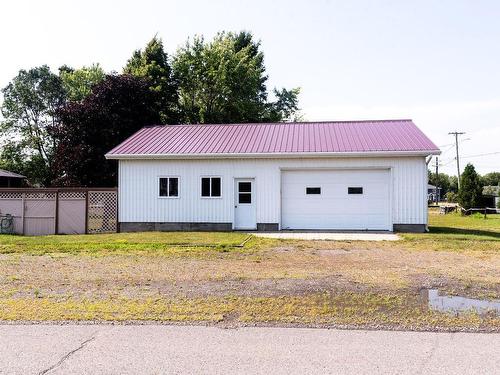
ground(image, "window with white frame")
xmin=201 ymin=177 xmax=221 ymax=197
xmin=159 ymin=177 xmax=179 ymax=197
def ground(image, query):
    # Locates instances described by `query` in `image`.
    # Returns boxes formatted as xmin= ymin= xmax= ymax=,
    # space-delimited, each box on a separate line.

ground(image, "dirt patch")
xmin=271 ymin=246 xmax=295 ymax=253
xmin=316 ymin=248 xmax=365 ymax=256
xmin=2 ymin=245 xmax=499 ymax=302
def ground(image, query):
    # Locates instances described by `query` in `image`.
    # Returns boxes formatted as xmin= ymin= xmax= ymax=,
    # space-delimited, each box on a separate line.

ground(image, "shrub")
xmin=458 ymin=164 xmax=483 ymax=209
xmin=445 ymin=191 xmax=457 ymax=203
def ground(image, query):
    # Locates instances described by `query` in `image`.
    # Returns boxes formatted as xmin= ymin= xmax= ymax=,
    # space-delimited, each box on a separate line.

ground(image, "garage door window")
xmin=348 ymin=187 xmax=363 ymax=194
xmin=306 ymin=187 xmax=321 ymax=195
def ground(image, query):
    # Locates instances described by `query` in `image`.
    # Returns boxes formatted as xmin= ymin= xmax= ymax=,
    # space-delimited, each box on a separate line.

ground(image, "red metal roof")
xmin=107 ymin=120 xmax=440 ymax=157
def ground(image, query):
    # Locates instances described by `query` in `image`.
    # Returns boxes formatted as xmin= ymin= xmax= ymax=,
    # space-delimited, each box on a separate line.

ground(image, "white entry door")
xmin=234 ymin=179 xmax=256 ymax=230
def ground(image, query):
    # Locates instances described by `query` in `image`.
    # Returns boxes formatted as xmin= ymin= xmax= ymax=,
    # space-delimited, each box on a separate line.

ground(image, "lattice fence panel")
xmin=87 ymin=191 xmax=117 ymax=234
xmin=25 ymin=192 xmax=56 ymax=200
xmin=59 ymin=191 xmax=86 ymax=200
xmin=0 ymin=192 xmax=23 ymax=200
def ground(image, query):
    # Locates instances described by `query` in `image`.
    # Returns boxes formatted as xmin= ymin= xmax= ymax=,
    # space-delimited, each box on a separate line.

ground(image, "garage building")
xmin=106 ymin=119 xmax=440 ymax=232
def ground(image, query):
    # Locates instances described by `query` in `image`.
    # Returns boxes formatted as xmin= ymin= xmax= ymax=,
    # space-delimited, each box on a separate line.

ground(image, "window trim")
xmin=158 ymin=176 xmax=180 ymax=199
xmin=200 ymin=176 xmax=223 ymax=199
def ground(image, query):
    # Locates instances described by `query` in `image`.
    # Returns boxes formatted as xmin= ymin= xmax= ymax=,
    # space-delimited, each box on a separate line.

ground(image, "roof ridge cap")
xmin=143 ymin=119 xmax=414 ymax=128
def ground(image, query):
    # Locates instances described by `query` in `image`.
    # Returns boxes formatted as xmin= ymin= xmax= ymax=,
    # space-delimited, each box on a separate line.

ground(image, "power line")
xmin=439 ymin=139 xmax=470 ymax=162
xmin=461 ymin=151 xmax=500 ymax=159
xmin=438 ymin=138 xmax=469 ymax=149
xmin=440 ymin=144 xmax=456 ymax=156
xmin=439 ymin=158 xmax=457 ymax=167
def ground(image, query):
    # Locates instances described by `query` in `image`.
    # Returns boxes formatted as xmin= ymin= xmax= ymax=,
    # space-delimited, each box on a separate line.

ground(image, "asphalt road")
xmin=0 ymin=325 xmax=498 ymax=374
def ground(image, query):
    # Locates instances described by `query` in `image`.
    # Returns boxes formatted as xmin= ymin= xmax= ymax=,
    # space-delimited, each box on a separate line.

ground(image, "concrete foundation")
xmin=120 ymin=222 xmax=232 ymax=232
xmin=120 ymin=222 xmax=281 ymax=232
xmin=120 ymin=222 xmax=426 ymax=233
xmin=393 ymin=224 xmax=427 ymax=233
xmin=256 ymin=223 xmax=280 ymax=231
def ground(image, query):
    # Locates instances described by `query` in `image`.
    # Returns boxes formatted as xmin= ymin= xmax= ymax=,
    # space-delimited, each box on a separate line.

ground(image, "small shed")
xmin=427 ymin=184 xmax=442 ymax=202
xmin=0 ymin=169 xmax=26 ymax=188
xmin=483 ymin=186 xmax=500 ymax=208
xmin=106 ymin=119 xmax=440 ymax=233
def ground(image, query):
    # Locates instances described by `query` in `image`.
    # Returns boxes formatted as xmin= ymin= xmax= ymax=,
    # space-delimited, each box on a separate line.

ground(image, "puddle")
xmin=422 ymin=289 xmax=500 ymax=315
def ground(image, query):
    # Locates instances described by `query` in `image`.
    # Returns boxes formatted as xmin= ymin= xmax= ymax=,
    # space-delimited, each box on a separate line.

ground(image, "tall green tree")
xmin=458 ymin=163 xmax=483 ymax=209
xmin=0 ymin=142 xmax=46 ymax=186
xmin=173 ymin=31 xmax=300 ymax=123
xmin=428 ymin=171 xmax=457 ymax=196
xmin=1 ymin=65 xmax=66 ymax=185
xmin=265 ymin=87 xmax=301 ymax=122
xmin=60 ymin=64 xmax=105 ymax=101
xmin=52 ymin=74 xmax=160 ymax=186
xmin=481 ymin=172 xmax=500 ymax=187
xmin=124 ymin=36 xmax=178 ymax=123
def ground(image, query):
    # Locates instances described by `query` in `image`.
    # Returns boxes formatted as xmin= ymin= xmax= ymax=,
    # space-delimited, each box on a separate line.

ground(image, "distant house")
xmin=0 ymin=169 xmax=26 ymax=188
xmin=483 ymin=185 xmax=500 ymax=208
xmin=427 ymin=184 xmax=442 ymax=202
xmin=106 ymin=119 xmax=440 ymax=233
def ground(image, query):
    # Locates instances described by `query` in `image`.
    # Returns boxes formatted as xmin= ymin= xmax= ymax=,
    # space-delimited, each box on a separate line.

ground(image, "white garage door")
xmin=281 ymin=169 xmax=391 ymax=230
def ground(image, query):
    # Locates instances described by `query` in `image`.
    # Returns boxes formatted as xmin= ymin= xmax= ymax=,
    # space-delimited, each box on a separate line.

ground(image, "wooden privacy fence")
xmin=0 ymin=188 xmax=117 ymax=235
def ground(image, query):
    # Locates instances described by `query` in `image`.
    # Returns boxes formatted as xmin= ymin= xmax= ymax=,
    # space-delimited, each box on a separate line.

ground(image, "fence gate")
xmin=87 ymin=190 xmax=118 ymax=234
xmin=24 ymin=192 xmax=57 ymax=236
xmin=0 ymin=188 xmax=117 ymax=236
xmin=58 ymin=191 xmax=86 ymax=234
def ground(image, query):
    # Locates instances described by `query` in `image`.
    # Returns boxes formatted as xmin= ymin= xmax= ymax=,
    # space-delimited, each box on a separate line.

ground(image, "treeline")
xmin=0 ymin=32 xmax=301 ymax=187
xmin=429 ymin=166 xmax=500 ymax=208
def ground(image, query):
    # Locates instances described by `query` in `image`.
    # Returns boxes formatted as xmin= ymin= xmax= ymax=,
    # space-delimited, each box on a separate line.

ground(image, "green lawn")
xmin=401 ymin=211 xmax=500 ymax=252
xmin=429 ymin=210 xmax=500 ymax=233
xmin=0 ymin=231 xmax=254 ymax=256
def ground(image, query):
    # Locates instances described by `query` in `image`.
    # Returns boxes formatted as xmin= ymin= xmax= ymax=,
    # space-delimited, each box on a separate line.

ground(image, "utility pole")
xmin=449 ymin=131 xmax=465 ymax=189
xmin=435 ymin=156 xmax=439 ymax=203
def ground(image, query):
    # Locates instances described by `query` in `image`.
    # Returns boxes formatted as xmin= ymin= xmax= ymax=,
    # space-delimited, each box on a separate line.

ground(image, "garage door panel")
xmin=281 ymin=170 xmax=391 ymax=230
xmin=282 ymin=198 xmax=388 ymax=214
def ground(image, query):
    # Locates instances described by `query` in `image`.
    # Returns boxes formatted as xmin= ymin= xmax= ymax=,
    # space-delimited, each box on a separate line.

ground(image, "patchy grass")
xmin=0 ymin=211 xmax=498 ymax=330
xmin=1 ymin=293 xmax=498 ymax=331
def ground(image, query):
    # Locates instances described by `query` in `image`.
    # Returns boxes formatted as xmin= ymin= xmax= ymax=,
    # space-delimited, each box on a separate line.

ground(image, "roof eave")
xmin=0 ymin=172 xmax=26 ymax=178
xmin=105 ymin=149 xmax=441 ymax=160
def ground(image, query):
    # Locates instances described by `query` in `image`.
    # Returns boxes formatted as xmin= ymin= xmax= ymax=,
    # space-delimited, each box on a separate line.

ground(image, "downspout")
xmin=425 ymin=156 xmax=432 ymax=232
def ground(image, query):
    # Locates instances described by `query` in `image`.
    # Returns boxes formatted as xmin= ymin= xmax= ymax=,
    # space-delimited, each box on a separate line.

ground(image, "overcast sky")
xmin=1 ymin=0 xmax=499 ymax=175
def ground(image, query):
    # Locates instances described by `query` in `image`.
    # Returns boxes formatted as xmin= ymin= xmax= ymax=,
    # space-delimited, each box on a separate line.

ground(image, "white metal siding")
xmin=118 ymin=157 xmax=428 ymax=227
